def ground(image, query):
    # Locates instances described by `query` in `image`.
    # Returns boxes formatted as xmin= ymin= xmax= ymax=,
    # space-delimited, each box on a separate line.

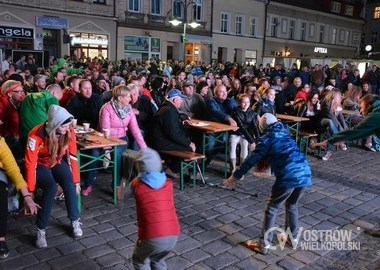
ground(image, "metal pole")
xmin=183 ymin=22 xmax=187 ymax=63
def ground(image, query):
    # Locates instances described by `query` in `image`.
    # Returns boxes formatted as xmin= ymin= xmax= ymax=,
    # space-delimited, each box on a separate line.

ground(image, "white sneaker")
xmin=71 ymin=219 xmax=83 ymax=238
xmin=36 ymin=228 xmax=47 ymax=249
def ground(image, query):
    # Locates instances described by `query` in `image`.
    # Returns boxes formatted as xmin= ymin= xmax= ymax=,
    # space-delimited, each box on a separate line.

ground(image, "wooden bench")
xmin=298 ymin=131 xmax=318 ymax=156
xmin=160 ymin=151 xmax=206 ymax=190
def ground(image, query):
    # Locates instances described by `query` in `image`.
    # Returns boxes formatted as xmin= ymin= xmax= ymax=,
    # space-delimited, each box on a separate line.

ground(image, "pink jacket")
xmin=99 ymin=102 xmax=147 ymax=149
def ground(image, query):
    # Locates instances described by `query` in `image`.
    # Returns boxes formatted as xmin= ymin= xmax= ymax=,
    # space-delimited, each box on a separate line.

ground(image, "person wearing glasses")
xmin=24 ymin=105 xmax=83 ymax=248
xmin=0 ymin=80 xmax=26 ymax=160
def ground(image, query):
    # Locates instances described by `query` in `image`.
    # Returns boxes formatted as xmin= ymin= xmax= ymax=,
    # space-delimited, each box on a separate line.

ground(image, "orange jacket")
xmin=24 ymin=123 xmax=80 ymax=192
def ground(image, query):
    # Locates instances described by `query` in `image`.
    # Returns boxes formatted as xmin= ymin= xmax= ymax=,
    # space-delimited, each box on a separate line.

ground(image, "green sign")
xmin=151 ymin=38 xmax=160 ymax=53
xmin=124 ymin=35 xmax=149 ymax=52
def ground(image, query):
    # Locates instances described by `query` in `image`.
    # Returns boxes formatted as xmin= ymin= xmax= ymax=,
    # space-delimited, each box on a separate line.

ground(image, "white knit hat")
xmin=259 ymin=113 xmax=278 ymax=132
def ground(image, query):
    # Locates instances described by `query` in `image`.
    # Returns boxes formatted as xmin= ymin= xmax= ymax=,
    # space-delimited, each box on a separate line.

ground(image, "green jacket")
xmin=19 ymin=91 xmax=59 ymax=141
xmin=328 ymin=100 xmax=380 ymax=144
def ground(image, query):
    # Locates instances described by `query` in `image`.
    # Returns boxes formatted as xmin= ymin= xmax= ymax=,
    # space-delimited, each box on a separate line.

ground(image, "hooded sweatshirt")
xmin=24 ymin=105 xmax=79 ymax=192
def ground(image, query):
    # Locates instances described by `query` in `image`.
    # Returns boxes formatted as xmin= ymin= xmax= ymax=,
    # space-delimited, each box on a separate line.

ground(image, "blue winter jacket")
xmin=233 ymin=121 xmax=312 ymax=190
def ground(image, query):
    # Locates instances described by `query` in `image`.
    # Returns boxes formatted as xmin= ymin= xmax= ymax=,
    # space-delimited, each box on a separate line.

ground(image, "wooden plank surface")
xmin=188 ymin=119 xmax=239 ymax=133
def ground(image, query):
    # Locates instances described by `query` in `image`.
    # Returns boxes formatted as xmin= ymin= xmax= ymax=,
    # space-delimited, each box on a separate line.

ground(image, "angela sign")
xmin=0 ymin=26 xmax=34 ymax=39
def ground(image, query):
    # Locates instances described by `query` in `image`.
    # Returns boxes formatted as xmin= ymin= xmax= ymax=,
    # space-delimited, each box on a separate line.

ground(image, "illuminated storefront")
xmin=70 ymin=33 xmax=109 ymax=59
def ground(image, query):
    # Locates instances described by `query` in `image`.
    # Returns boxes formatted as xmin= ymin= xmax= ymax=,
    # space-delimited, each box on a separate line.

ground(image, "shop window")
xmin=184 ymin=42 xmax=200 ymax=64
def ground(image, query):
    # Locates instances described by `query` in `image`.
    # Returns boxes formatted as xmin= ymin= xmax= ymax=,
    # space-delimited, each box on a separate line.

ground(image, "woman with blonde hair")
xmin=24 ymin=105 xmax=82 ymax=248
xmin=98 ymin=84 xmax=147 ymax=197
xmin=319 ymin=88 xmax=348 ymax=160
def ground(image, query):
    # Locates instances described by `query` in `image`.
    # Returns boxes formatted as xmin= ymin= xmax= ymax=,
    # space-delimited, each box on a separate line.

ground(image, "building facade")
xmin=116 ymin=0 xmax=213 ymax=63
xmin=212 ymin=0 xmax=265 ymax=65
xmin=361 ymin=0 xmax=380 ymax=63
xmin=0 ymin=0 xmax=116 ymax=65
xmin=264 ymin=0 xmax=365 ymax=68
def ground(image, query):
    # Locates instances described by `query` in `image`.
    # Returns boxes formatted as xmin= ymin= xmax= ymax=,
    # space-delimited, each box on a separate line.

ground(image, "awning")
xmin=186 ymin=34 xmax=213 ymax=44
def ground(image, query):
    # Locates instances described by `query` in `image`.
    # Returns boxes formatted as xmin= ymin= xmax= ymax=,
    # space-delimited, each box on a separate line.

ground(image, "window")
xmin=319 ymin=25 xmax=325 ymax=43
xmin=289 ymin=20 xmax=295 ymax=39
xmin=371 ymin=32 xmax=378 ymax=43
xmin=345 ymin=5 xmax=353 ymax=16
xmin=221 ymin=12 xmax=230 ymax=33
xmin=128 ymin=0 xmax=140 ymax=12
xmin=331 ymin=2 xmax=341 ymax=13
xmin=332 ymin=28 xmax=337 ymax=44
xmin=193 ymin=0 xmax=203 ymax=21
xmin=173 ymin=1 xmax=183 ymax=18
xmin=93 ymin=0 xmax=106 ymax=4
xmin=151 ymin=0 xmax=161 ymax=15
xmin=300 ymin=22 xmax=306 ymax=41
xmin=270 ymin=17 xmax=279 ymax=37
xmin=235 ymin=15 xmax=244 ymax=35
xmin=249 ymin=17 xmax=257 ymax=37
xmin=374 ymin=6 xmax=380 ymax=19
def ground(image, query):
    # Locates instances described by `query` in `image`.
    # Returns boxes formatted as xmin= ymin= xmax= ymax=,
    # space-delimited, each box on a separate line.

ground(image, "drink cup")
xmin=72 ymin=119 xmax=77 ymax=127
xmin=290 ymin=101 xmax=294 ymax=105
xmin=103 ymin=128 xmax=110 ymax=139
xmin=83 ymin=123 xmax=90 ymax=131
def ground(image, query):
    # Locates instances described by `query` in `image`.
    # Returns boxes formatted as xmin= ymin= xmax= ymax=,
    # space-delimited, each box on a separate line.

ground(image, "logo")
xmin=264 ymin=227 xmax=361 ymax=251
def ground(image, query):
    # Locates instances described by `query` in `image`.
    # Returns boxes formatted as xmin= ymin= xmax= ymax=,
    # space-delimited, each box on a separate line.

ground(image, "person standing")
xmin=130 ymin=148 xmax=180 ymax=269
xmin=224 ymin=113 xmax=312 ymax=255
xmin=24 ymin=105 xmax=83 ymax=248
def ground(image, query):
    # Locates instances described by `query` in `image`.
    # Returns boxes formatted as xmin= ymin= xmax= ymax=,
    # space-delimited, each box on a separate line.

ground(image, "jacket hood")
xmin=263 ymin=121 xmax=289 ymax=138
xmin=371 ymin=100 xmax=380 ymax=113
xmin=45 ymin=105 xmax=73 ymax=135
xmin=139 ymin=171 xmax=167 ymax=189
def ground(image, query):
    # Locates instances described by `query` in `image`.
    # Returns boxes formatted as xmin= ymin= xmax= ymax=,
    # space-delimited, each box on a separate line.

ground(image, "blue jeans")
xmin=36 ymin=159 xmax=79 ymax=229
xmin=320 ymin=118 xmax=339 ymax=136
xmin=205 ymin=132 xmax=228 ymax=165
xmin=262 ymin=187 xmax=306 ymax=242
xmin=114 ymin=136 xmax=129 ymax=186
xmin=82 ymin=148 xmax=103 ymax=187
xmin=133 ymin=235 xmax=178 ymax=270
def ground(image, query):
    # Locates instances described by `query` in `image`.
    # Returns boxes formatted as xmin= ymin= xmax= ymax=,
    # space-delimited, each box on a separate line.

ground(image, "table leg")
xmin=113 ymin=146 xmax=117 ymax=204
xmin=224 ymin=132 xmax=229 ymax=178
xmin=77 ymin=151 xmax=82 ymax=212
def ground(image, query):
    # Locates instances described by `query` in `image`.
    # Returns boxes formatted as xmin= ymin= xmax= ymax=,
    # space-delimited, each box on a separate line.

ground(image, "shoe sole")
xmin=0 ymin=252 xmax=9 ymax=259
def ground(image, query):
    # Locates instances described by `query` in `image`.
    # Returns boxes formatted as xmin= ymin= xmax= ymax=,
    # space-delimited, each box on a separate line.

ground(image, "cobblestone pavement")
xmin=1 ymin=147 xmax=379 ymax=270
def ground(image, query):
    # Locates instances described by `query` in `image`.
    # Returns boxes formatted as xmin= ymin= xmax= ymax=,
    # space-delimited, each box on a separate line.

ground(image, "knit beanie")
xmin=112 ymin=76 xmax=125 ymax=87
xmin=136 ymin=147 xmax=162 ymax=173
xmin=259 ymin=113 xmax=278 ymax=132
xmin=45 ymin=105 xmax=74 ymax=135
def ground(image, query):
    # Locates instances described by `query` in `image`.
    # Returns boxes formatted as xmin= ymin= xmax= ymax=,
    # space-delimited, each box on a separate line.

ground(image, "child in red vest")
xmin=130 ymin=148 xmax=180 ymax=269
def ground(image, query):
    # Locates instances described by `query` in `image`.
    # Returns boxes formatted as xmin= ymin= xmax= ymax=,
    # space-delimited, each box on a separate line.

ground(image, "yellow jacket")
xmin=0 ymin=136 xmax=27 ymax=190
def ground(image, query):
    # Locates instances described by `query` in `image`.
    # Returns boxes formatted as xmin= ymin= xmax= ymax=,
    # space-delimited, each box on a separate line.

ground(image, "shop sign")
xmin=124 ymin=36 xmax=149 ymax=52
xmin=71 ymin=37 xmax=108 ymax=46
xmin=0 ymin=26 xmax=34 ymax=39
xmin=36 ymin=16 xmax=69 ymax=29
xmin=314 ymin=47 xmax=328 ymax=54
xmin=151 ymin=38 xmax=160 ymax=53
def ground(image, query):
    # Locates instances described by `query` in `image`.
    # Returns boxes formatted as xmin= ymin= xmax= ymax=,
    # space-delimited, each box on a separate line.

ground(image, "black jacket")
xmin=150 ymin=101 xmax=191 ymax=151
xmin=66 ymin=93 xmax=103 ymax=129
xmin=232 ymin=107 xmax=260 ymax=144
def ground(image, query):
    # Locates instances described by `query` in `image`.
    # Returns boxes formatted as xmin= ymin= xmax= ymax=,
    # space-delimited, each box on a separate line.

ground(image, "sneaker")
xmin=55 ymin=192 xmax=65 ymax=201
xmin=71 ymin=219 xmax=83 ymax=238
xmin=81 ymin=185 xmax=93 ymax=196
xmin=36 ymin=229 xmax=47 ymax=249
xmin=246 ymin=239 xmax=270 ymax=255
xmin=365 ymin=143 xmax=376 ymax=152
xmin=279 ymin=233 xmax=299 ymax=249
xmin=322 ymin=151 xmax=332 ymax=161
xmin=164 ymin=167 xmax=180 ymax=179
xmin=340 ymin=143 xmax=347 ymax=151
xmin=0 ymin=241 xmax=9 ymax=259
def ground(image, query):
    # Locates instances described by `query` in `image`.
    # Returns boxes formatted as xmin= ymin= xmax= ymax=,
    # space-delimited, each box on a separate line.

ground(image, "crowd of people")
xmin=0 ymin=54 xmax=379 ymax=264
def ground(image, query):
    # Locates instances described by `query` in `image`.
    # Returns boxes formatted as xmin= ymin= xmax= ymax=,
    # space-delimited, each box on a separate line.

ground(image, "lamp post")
xmin=169 ymin=0 xmax=200 ymax=63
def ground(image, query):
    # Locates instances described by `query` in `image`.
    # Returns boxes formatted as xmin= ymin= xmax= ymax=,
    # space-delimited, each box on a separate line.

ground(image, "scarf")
xmin=111 ymin=97 xmax=131 ymax=119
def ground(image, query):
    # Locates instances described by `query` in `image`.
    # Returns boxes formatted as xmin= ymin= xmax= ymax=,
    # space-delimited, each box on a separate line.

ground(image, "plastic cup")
xmin=83 ymin=123 xmax=90 ymax=131
xmin=103 ymin=128 xmax=110 ymax=139
xmin=72 ymin=119 xmax=77 ymax=127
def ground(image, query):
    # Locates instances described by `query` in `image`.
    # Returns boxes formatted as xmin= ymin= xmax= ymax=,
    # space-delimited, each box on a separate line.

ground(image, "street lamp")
xmin=169 ymin=0 xmax=201 ymax=63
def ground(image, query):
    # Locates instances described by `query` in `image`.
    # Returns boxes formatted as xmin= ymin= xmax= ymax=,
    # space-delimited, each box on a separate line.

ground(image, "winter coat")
xmin=150 ymin=101 xmax=191 ymax=151
xmin=206 ymin=97 xmax=238 ymax=123
xmin=233 ymin=121 xmax=312 ymax=190
xmin=231 ymin=107 xmax=260 ymax=144
xmin=99 ymin=102 xmax=146 ymax=149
